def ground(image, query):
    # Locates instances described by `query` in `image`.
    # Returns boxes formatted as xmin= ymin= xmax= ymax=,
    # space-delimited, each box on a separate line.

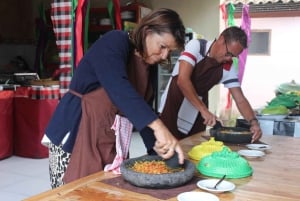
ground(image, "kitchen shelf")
xmin=88 ymin=3 xmax=151 ymax=43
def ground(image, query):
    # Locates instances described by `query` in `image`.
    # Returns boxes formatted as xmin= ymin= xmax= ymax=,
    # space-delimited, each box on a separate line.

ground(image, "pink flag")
xmin=238 ymin=4 xmax=251 ymax=85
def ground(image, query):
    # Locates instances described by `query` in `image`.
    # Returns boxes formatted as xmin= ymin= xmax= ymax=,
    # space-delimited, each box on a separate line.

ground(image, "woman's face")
xmin=143 ymin=32 xmax=178 ymax=64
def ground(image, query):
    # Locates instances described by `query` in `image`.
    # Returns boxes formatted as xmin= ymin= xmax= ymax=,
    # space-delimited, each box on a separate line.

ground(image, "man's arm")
xmin=230 ymin=87 xmax=262 ymax=142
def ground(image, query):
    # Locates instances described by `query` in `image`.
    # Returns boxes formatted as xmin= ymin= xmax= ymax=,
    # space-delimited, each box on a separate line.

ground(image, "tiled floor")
xmin=0 ymin=132 xmax=146 ymax=201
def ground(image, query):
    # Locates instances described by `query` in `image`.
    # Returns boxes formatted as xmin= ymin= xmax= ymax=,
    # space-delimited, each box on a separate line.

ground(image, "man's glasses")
xmin=225 ymin=40 xmax=238 ymax=58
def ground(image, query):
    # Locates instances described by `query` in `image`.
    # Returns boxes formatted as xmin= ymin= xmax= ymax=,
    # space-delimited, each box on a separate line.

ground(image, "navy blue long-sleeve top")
xmin=45 ymin=30 xmax=158 ymax=153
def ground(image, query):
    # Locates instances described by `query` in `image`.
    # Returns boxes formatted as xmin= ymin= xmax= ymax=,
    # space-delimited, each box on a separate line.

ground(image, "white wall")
xmin=150 ymin=0 xmax=220 ymax=39
xmin=231 ymin=17 xmax=300 ymax=110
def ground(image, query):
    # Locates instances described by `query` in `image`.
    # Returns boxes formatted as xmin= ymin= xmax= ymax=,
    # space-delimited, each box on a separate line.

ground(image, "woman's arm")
xmin=148 ymin=118 xmax=184 ymax=164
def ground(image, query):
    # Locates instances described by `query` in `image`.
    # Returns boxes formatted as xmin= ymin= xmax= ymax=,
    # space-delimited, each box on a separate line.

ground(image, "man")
xmin=141 ymin=26 xmax=262 ymax=155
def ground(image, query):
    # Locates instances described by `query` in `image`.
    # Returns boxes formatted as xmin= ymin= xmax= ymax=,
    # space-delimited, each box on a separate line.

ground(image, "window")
xmin=248 ymin=30 xmax=271 ymax=55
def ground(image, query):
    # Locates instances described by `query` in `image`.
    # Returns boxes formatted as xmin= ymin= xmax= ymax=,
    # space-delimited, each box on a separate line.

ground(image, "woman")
xmin=44 ymin=8 xmax=186 ymax=188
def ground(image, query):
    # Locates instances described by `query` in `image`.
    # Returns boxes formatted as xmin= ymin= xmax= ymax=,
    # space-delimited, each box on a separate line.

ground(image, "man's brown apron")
xmin=160 ymin=56 xmax=224 ymax=139
xmin=63 ymin=53 xmax=153 ymax=183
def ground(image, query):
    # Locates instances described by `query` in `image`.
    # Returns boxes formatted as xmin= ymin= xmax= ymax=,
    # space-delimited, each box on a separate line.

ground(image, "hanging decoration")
xmin=224 ymin=2 xmax=237 ymax=109
xmin=75 ymin=0 xmax=84 ymax=67
xmin=220 ymin=1 xmax=252 ymax=121
xmin=219 ymin=3 xmax=228 ymax=27
xmin=51 ymin=0 xmax=88 ymax=98
xmin=51 ymin=0 xmax=74 ymax=97
xmin=83 ymin=1 xmax=90 ymax=52
xmin=238 ymin=4 xmax=251 ymax=84
xmin=75 ymin=0 xmax=90 ymax=67
xmin=227 ymin=3 xmax=236 ymax=27
xmin=224 ymin=0 xmax=300 ymax=4
xmin=34 ymin=2 xmax=48 ymax=78
xmin=107 ymin=0 xmax=122 ymax=30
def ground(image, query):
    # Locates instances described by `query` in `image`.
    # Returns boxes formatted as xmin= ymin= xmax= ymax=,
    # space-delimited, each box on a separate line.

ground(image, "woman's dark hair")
xmin=132 ymin=8 xmax=186 ymax=57
xmin=221 ymin=26 xmax=248 ymax=48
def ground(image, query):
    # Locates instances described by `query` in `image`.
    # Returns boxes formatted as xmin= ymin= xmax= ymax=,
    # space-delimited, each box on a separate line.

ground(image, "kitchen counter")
xmin=24 ymin=131 xmax=300 ymax=201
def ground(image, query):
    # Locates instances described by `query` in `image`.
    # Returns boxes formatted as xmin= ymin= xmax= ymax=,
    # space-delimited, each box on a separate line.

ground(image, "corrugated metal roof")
xmin=224 ymin=0 xmax=300 ymax=4
xmin=225 ymin=0 xmax=300 ymax=13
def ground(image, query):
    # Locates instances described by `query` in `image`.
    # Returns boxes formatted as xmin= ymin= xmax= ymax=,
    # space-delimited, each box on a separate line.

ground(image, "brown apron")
xmin=63 ymin=53 xmax=152 ymax=183
xmin=160 ymin=56 xmax=223 ymax=139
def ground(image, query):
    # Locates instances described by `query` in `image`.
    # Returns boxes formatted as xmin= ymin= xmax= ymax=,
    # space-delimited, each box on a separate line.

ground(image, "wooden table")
xmin=24 ymin=131 xmax=300 ymax=201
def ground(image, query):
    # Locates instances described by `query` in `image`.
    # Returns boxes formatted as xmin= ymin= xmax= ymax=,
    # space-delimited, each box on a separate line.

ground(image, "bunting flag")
xmin=238 ymin=4 xmax=251 ymax=85
xmin=74 ymin=0 xmax=89 ymax=67
xmin=225 ymin=2 xmax=237 ymax=109
xmin=219 ymin=2 xmax=228 ymax=27
xmin=227 ymin=2 xmax=238 ymax=70
xmin=113 ymin=0 xmax=122 ymax=30
xmin=107 ymin=0 xmax=122 ymax=30
xmin=75 ymin=0 xmax=84 ymax=67
xmin=227 ymin=3 xmax=236 ymax=27
xmin=84 ymin=1 xmax=90 ymax=52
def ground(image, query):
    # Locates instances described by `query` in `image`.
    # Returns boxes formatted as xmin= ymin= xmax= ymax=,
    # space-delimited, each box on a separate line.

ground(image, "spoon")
xmin=207 ymin=175 xmax=226 ymax=189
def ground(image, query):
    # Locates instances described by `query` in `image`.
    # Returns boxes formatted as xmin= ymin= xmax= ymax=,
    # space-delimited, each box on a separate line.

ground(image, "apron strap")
xmin=69 ymin=89 xmax=83 ymax=98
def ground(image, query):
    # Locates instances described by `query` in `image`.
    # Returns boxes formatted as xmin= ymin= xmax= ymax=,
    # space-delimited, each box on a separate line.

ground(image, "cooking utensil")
xmin=208 ymin=175 xmax=226 ymax=189
xmin=209 ymin=127 xmax=253 ymax=144
xmin=120 ymin=155 xmax=195 ymax=188
xmin=165 ymin=152 xmax=182 ymax=169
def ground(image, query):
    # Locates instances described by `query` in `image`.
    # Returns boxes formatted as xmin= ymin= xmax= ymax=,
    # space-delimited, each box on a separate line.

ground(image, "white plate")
xmin=238 ymin=149 xmax=265 ymax=158
xmin=246 ymin=144 xmax=272 ymax=151
xmin=177 ymin=192 xmax=219 ymax=201
xmin=197 ymin=179 xmax=235 ymax=193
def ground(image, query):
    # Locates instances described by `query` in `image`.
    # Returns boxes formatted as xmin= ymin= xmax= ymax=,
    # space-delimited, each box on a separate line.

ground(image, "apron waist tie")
xmin=69 ymin=89 xmax=83 ymax=98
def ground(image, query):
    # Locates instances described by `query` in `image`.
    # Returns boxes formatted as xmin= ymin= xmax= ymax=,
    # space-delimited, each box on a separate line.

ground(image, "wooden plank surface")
xmin=24 ymin=132 xmax=300 ymax=201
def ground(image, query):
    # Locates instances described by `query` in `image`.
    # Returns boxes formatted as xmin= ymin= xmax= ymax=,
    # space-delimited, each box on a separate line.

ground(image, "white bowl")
xmin=197 ymin=179 xmax=235 ymax=193
xmin=238 ymin=149 xmax=265 ymax=158
xmin=177 ymin=192 xmax=219 ymax=201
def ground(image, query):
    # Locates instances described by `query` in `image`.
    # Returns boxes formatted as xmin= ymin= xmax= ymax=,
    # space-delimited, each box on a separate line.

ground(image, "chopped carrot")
xmin=130 ymin=160 xmax=183 ymax=174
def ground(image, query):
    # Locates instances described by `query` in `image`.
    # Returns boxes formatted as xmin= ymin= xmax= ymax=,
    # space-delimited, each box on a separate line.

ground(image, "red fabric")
xmin=219 ymin=3 xmax=228 ymax=27
xmin=225 ymin=90 xmax=232 ymax=109
xmin=223 ymin=60 xmax=233 ymax=71
xmin=113 ymin=0 xmax=122 ymax=30
xmin=0 ymin=91 xmax=14 ymax=159
xmin=13 ymin=87 xmax=58 ymax=158
xmin=75 ymin=0 xmax=85 ymax=67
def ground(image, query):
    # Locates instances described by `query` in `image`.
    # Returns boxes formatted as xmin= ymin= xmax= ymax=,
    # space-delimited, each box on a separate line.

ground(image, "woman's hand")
xmin=148 ymin=119 xmax=184 ymax=164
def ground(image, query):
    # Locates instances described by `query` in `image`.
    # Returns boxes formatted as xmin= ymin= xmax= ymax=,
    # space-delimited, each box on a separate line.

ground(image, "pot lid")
xmin=188 ymin=137 xmax=226 ymax=161
xmin=277 ymin=80 xmax=300 ymax=94
xmin=197 ymin=147 xmax=253 ymax=179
